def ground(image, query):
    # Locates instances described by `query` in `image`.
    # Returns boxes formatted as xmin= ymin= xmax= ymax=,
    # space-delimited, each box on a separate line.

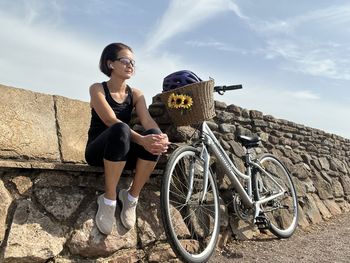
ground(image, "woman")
xmin=85 ymin=42 xmax=169 ymax=235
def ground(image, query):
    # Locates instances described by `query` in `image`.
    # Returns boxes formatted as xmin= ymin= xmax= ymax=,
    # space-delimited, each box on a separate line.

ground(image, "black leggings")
xmin=85 ymin=122 xmax=160 ymax=169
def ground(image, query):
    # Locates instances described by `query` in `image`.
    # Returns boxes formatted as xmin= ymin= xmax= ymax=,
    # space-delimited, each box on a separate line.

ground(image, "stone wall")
xmin=0 ymin=84 xmax=349 ymax=262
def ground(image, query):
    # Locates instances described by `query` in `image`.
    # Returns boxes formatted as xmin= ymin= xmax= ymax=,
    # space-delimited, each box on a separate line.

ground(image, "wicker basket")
xmin=159 ymin=79 xmax=216 ymax=126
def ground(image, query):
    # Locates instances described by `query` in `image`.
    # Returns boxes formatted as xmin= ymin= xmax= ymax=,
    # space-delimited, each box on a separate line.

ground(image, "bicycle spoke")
xmin=161 ymin=146 xmax=220 ymax=262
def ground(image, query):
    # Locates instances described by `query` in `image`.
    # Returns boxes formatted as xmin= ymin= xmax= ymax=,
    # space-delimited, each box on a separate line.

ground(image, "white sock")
xmin=103 ymin=196 xmax=117 ymax=206
xmin=127 ymin=192 xmax=138 ymax=202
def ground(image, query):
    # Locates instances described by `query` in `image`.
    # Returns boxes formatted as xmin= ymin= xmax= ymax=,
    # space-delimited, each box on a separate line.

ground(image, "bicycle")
xmin=160 ymin=84 xmax=299 ymax=263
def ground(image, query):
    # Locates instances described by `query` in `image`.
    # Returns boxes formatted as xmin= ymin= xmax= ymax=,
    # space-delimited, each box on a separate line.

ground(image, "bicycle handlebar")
xmin=214 ymin=84 xmax=242 ymax=95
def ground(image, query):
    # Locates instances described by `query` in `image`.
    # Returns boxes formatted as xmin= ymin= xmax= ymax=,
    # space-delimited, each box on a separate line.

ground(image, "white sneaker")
xmin=118 ymin=189 xmax=137 ymax=229
xmin=95 ymin=194 xmax=116 ymax=235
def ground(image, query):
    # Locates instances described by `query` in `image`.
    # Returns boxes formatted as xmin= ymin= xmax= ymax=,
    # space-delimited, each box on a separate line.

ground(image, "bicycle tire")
xmin=256 ymin=154 xmax=298 ymax=238
xmin=161 ymin=145 xmax=220 ymax=263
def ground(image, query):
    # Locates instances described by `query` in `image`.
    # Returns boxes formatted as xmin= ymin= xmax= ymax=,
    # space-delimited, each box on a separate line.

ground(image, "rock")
xmin=319 ymin=157 xmax=330 ymax=171
xmin=54 ymin=95 xmax=90 ymax=163
xmin=137 ymin=190 xmax=166 ymax=247
xmin=166 ymin=125 xmax=198 ymax=142
xmin=229 ymin=218 xmax=260 ymax=241
xmin=312 ymin=194 xmax=332 ymax=220
xmin=323 ymin=199 xmax=342 ymax=216
xmin=291 ymin=163 xmax=310 ymax=180
xmin=35 ymin=172 xmax=75 ymax=187
xmin=68 ymin=201 xmax=137 ymax=258
xmin=149 ymin=102 xmax=166 ymax=117
xmin=4 ymin=200 xmax=67 ymax=262
xmin=310 ymin=158 xmax=322 ymax=171
xmin=336 ymin=200 xmax=350 ymax=213
xmin=329 ymin=158 xmax=347 ymax=174
xmin=228 ymin=140 xmax=245 ymax=157
xmin=339 ymin=175 xmax=350 ymax=195
xmin=302 ymin=178 xmax=316 ymax=193
xmin=96 ymin=248 xmax=145 ymax=263
xmin=313 ymin=174 xmax=333 ymax=200
xmin=10 ymin=176 xmax=33 ymax=196
xmin=206 ymin=121 xmax=219 ymax=131
xmin=302 ymin=194 xmax=323 ymax=224
xmin=0 ymin=180 xmax=12 ymax=243
xmin=0 ymin=84 xmax=60 ymax=161
xmin=219 ymin=123 xmax=236 ymax=134
xmin=214 ymin=101 xmax=227 ymax=109
xmin=147 ymin=243 xmax=177 ymax=262
xmin=34 ymin=187 xmax=85 ymax=221
xmin=332 ymin=179 xmax=344 ymax=198
xmin=297 ymin=203 xmax=310 ymax=229
xmin=215 ymin=111 xmax=235 ymax=123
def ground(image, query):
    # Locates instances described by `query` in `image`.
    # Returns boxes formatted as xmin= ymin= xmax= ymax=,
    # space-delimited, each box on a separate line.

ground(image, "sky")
xmin=1 ymin=0 xmax=350 ymax=139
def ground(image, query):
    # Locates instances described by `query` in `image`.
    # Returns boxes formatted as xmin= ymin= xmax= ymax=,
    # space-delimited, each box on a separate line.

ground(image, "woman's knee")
xmin=110 ymin=122 xmax=130 ymax=135
xmin=104 ymin=123 xmax=131 ymax=161
xmin=143 ymin=128 xmax=162 ymax=136
xmin=108 ymin=122 xmax=131 ymax=147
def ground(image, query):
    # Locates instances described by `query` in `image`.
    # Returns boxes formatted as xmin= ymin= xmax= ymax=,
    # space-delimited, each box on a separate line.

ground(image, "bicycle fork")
xmin=185 ymin=145 xmax=210 ymax=204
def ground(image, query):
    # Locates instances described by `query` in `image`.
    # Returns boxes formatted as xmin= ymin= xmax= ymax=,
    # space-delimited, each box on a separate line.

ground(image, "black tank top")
xmin=87 ymin=82 xmax=134 ymax=144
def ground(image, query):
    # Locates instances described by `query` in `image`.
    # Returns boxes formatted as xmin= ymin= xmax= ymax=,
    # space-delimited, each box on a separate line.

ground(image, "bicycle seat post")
xmin=244 ymin=148 xmax=253 ymax=167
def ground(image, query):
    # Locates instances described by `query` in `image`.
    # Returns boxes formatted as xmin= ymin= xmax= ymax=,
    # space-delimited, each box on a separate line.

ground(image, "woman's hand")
xmin=141 ymin=133 xmax=170 ymax=155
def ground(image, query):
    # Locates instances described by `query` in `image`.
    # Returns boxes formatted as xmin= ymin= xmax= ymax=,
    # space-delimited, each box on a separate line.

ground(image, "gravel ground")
xmin=210 ymin=212 xmax=350 ymax=263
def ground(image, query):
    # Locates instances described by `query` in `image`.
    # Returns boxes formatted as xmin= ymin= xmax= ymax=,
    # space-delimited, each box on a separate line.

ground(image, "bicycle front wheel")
xmin=256 ymin=154 xmax=298 ymax=238
xmin=161 ymin=146 xmax=220 ymax=263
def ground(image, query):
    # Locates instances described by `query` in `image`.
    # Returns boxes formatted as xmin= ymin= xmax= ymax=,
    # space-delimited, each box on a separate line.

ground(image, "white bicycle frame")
xmin=197 ymin=121 xmax=286 ymax=219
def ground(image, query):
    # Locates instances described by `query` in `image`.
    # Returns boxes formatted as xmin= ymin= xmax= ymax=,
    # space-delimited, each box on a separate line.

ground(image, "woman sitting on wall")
xmin=85 ymin=42 xmax=169 ymax=235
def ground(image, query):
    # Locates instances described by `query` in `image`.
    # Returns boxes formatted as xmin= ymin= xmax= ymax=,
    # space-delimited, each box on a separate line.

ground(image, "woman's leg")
xmin=85 ymin=122 xmax=131 ymax=234
xmin=129 ymin=159 xmax=157 ymax=197
xmin=129 ymin=128 xmax=161 ymax=197
xmin=118 ymin=128 xmax=161 ymax=229
xmin=103 ymin=159 xmax=126 ymax=200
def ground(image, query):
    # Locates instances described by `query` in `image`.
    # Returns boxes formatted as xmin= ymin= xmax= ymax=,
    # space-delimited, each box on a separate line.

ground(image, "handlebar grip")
xmin=214 ymin=84 xmax=243 ymax=94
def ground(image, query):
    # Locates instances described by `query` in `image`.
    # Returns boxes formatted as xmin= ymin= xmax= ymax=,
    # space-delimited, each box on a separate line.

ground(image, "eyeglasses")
xmin=115 ymin=57 xmax=135 ymax=67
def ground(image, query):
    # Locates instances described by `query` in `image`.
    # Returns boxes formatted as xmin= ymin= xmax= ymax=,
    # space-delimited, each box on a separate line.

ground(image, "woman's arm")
xmin=133 ymin=88 xmax=160 ymax=130
xmin=133 ymin=88 xmax=170 ymax=154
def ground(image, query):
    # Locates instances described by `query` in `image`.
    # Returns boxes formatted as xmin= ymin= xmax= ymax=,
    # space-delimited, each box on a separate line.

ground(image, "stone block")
xmin=340 ymin=174 xmax=350 ymax=195
xmin=229 ymin=217 xmax=260 ymax=240
xmin=0 ymin=180 xmax=12 ymax=242
xmin=0 ymin=84 xmax=60 ymax=161
xmin=137 ymin=190 xmax=166 ymax=247
xmin=312 ymin=193 xmax=332 ymax=220
xmin=4 ymin=200 xmax=68 ymax=262
xmin=54 ymin=95 xmax=90 ymax=163
xmin=68 ymin=200 xmax=137 ymax=258
xmin=323 ymin=199 xmax=342 ymax=216
xmin=34 ymin=187 xmax=85 ymax=221
xmin=302 ymin=194 xmax=322 ymax=224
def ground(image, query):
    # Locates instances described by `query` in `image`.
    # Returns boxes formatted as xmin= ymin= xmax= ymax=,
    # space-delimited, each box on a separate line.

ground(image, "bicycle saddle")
xmin=237 ymin=135 xmax=261 ymax=148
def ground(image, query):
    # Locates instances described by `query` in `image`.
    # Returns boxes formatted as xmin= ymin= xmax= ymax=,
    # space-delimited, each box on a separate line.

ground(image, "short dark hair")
xmin=99 ymin=43 xmax=133 ymax=77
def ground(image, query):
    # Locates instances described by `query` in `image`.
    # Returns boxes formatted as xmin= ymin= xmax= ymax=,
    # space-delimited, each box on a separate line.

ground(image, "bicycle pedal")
xmin=254 ymin=215 xmax=270 ymax=230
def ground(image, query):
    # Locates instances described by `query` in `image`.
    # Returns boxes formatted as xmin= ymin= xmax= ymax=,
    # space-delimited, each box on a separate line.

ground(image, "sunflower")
xmin=167 ymin=93 xmax=177 ymax=108
xmin=167 ymin=93 xmax=193 ymax=111
xmin=182 ymin=95 xmax=193 ymax=109
xmin=174 ymin=95 xmax=185 ymax=108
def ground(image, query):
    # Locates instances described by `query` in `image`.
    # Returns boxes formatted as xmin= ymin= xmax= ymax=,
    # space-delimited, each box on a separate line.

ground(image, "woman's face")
xmin=110 ymin=49 xmax=135 ymax=79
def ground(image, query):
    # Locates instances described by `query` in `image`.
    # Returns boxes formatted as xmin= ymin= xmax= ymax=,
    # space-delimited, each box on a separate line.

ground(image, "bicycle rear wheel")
xmin=161 ymin=146 xmax=220 ymax=263
xmin=256 ymin=154 xmax=298 ymax=238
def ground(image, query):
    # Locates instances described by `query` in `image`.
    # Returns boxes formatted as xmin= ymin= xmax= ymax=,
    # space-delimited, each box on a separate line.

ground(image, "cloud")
xmin=285 ymin=90 xmax=320 ymax=100
xmin=0 ymin=10 xmax=102 ymax=101
xmin=144 ymin=0 xmax=246 ymax=52
xmin=214 ymin=82 xmax=349 ymax=138
xmin=250 ymin=4 xmax=350 ymax=34
xmin=240 ymin=4 xmax=350 ymax=81
xmin=263 ymin=39 xmax=350 ymax=80
xmin=0 ymin=5 xmax=188 ymax=104
xmin=185 ymin=40 xmax=250 ymax=55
